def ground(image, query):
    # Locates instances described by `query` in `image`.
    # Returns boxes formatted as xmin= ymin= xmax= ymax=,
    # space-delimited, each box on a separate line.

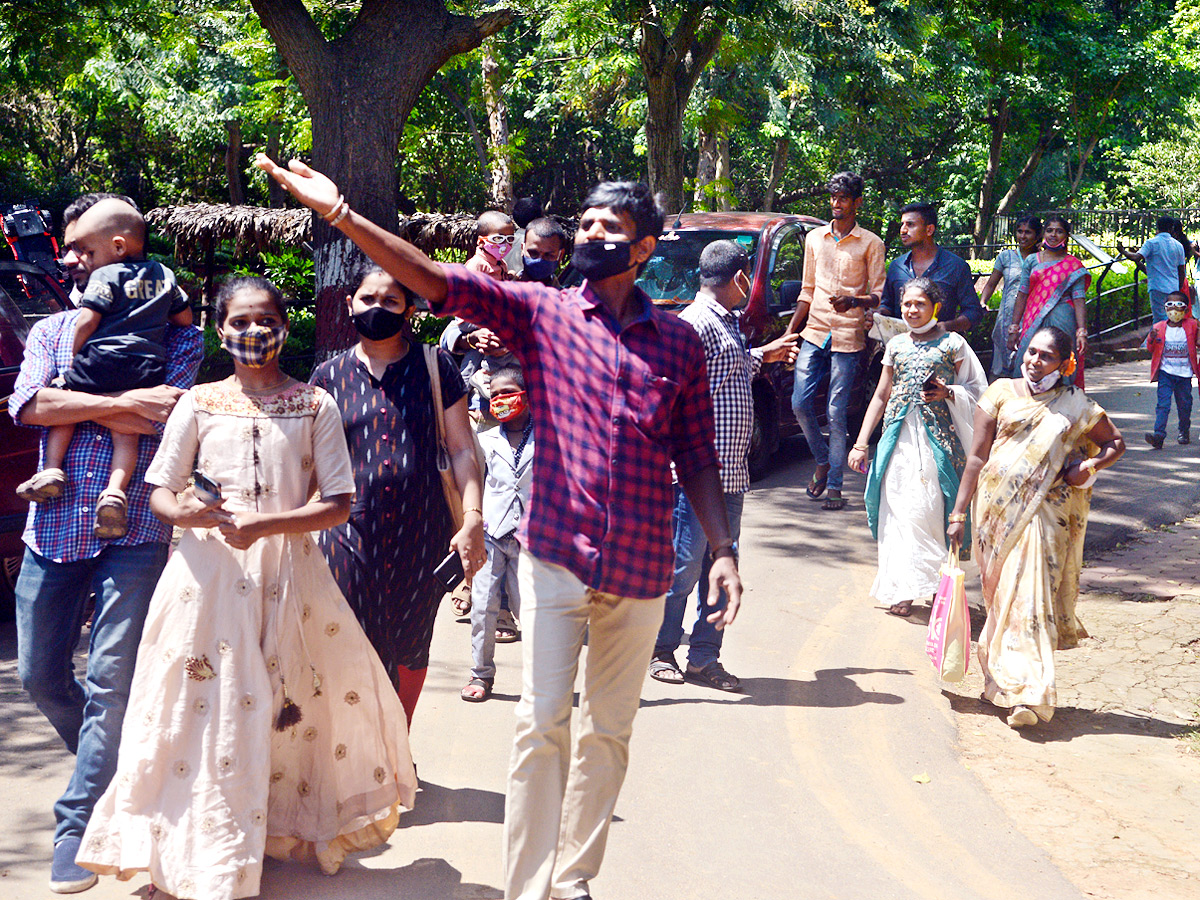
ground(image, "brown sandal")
xmin=460 ymin=677 xmax=493 ymax=702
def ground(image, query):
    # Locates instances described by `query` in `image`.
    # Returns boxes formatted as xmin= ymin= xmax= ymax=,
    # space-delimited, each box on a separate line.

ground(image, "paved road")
xmin=1 ymin=359 xmax=1193 ymax=899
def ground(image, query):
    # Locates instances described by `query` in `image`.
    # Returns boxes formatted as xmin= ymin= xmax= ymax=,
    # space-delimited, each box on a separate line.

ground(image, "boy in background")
xmin=1145 ymin=292 xmax=1199 ymax=448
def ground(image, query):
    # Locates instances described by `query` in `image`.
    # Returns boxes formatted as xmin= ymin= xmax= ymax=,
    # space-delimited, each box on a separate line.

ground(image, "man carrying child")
xmin=10 ymin=194 xmax=203 ymax=893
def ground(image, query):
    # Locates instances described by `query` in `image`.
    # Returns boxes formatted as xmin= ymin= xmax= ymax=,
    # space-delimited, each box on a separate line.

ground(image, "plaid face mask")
xmin=222 ymin=325 xmax=286 ymax=368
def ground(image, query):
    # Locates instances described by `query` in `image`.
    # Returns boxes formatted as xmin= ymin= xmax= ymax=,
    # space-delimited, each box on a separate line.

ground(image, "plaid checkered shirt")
xmin=678 ymin=291 xmax=763 ymax=494
xmin=9 ymin=310 xmax=204 ymax=563
xmin=439 ymin=264 xmax=719 ymax=600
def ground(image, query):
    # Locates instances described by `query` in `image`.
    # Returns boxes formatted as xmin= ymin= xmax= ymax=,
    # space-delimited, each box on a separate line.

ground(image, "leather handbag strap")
xmin=424 ymin=343 xmax=448 ymax=448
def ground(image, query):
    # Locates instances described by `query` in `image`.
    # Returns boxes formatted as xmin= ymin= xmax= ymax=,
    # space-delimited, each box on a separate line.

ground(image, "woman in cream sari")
xmin=946 ymin=327 xmax=1125 ymax=728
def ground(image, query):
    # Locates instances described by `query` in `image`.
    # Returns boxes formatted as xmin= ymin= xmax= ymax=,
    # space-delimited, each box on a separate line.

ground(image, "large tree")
xmin=248 ymin=0 xmax=513 ymax=350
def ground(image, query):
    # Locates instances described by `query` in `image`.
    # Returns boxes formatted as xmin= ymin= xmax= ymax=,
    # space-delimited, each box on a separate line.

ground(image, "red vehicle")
xmin=0 ymin=260 xmax=73 ymax=615
xmin=628 ymin=212 xmax=883 ymax=479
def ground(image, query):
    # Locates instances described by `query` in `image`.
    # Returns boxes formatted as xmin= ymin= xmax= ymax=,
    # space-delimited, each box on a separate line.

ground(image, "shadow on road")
xmin=641 ymin=667 xmax=909 ymax=709
xmin=260 ymin=855 xmax=502 ymax=900
xmin=397 ymin=781 xmax=505 ymax=828
xmin=943 ymin=690 xmax=1193 ymax=743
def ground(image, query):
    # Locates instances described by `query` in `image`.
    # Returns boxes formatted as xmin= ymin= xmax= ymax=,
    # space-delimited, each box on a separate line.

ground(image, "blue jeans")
xmin=654 ymin=488 xmax=744 ymax=669
xmin=15 ymin=542 xmax=168 ymax=843
xmin=790 ymin=339 xmax=860 ymax=492
xmin=1153 ymin=370 xmax=1194 ymax=439
xmin=1150 ymin=289 xmax=1168 ymax=324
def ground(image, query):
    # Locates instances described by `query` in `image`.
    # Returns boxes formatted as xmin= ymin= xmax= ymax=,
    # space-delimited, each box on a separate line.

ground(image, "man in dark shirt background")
xmin=879 ymin=202 xmax=982 ymax=333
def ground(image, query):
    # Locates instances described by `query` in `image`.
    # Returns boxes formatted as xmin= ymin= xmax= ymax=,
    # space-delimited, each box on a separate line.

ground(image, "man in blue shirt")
xmin=878 ymin=202 xmax=982 ymax=332
xmin=1118 ymin=217 xmax=1186 ymax=324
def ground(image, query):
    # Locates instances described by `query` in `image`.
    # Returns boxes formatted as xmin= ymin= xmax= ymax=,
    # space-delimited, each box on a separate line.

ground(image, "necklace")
xmin=236 ymin=374 xmax=291 ymax=395
xmin=512 ymin=419 xmax=534 ymax=465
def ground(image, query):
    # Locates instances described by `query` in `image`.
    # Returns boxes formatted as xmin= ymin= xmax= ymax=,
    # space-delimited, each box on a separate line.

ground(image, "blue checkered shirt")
xmin=678 ymin=292 xmax=763 ymax=494
xmin=9 ymin=310 xmax=203 ymax=562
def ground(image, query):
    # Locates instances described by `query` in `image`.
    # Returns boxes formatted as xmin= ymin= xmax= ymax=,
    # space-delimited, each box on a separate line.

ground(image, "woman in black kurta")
xmin=310 ymin=265 xmax=485 ymax=724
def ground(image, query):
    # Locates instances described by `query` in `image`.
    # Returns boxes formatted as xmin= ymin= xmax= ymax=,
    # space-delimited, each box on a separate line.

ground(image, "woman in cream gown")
xmin=77 ymin=277 xmax=416 ymax=899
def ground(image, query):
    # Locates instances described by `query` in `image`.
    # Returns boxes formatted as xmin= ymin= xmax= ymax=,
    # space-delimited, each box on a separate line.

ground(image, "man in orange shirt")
xmin=783 ymin=171 xmax=886 ymax=510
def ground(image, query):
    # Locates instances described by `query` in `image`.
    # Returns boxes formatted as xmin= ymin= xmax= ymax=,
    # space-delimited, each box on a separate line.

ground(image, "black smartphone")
xmin=433 ymin=551 xmax=465 ymax=590
xmin=922 ymin=375 xmax=940 ymax=392
xmin=191 ymin=470 xmax=223 ymax=506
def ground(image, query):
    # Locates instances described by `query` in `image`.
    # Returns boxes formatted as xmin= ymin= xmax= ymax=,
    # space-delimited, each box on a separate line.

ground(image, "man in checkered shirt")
xmin=648 ymin=240 xmax=798 ymax=692
xmin=257 ymin=152 xmax=743 ymax=900
xmin=9 ymin=193 xmax=203 ymax=894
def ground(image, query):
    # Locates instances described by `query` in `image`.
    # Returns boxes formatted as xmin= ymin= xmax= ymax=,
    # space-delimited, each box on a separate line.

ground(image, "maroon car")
xmin=631 ymin=212 xmax=883 ymax=479
xmin=0 ymin=260 xmax=73 ymax=615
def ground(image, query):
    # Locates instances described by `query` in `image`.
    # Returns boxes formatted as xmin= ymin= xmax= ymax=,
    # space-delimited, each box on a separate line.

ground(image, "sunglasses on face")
xmin=484 ymin=234 xmax=516 ymax=245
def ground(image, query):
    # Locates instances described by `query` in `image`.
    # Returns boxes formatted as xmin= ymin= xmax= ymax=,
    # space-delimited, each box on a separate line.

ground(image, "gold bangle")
xmin=463 ymin=507 xmax=483 ymax=516
xmin=948 ymin=513 xmax=967 ymax=523
xmin=852 ymin=444 xmax=869 ymax=451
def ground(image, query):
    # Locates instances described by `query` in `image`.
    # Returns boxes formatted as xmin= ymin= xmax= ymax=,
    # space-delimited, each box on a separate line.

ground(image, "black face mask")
xmin=351 ymin=306 xmax=406 ymax=341
xmin=572 ymin=240 xmax=635 ymax=282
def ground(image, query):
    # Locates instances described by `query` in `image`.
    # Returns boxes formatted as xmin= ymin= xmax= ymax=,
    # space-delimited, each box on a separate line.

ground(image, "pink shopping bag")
xmin=925 ymin=548 xmax=970 ymax=682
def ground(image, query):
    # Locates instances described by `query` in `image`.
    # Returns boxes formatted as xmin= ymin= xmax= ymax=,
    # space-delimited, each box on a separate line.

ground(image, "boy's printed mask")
xmin=490 ymin=390 xmax=528 ymax=422
xmin=1166 ymin=298 xmax=1188 ymax=324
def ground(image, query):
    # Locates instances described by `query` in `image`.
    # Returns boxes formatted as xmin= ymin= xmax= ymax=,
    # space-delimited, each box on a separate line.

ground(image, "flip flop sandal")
xmin=821 ymin=495 xmax=846 ymax=511
xmin=685 ymin=661 xmax=741 ymax=692
xmin=805 ymin=473 xmax=828 ymax=500
xmin=648 ymin=654 xmax=684 ymax=684
xmin=450 ymin=585 xmax=473 ymax=619
xmin=887 ymin=601 xmax=914 ymax=617
xmin=460 ymin=676 xmax=493 ymax=702
xmin=495 ymin=609 xmax=520 ymax=643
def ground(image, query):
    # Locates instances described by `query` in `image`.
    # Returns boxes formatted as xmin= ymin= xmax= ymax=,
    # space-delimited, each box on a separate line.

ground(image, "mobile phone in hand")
xmin=922 ymin=375 xmax=940 ymax=393
xmin=191 ymin=470 xmax=223 ymax=506
xmin=433 ymin=551 xmax=465 ymax=590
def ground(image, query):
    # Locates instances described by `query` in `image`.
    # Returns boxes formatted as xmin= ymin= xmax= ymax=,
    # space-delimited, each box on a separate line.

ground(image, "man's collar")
xmin=578 ymin=280 xmax=659 ymax=331
xmin=694 ymin=288 xmax=737 ymax=318
xmin=825 ymin=221 xmax=862 ymax=241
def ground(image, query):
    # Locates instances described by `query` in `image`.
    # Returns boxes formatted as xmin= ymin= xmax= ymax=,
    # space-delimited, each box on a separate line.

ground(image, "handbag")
xmin=424 ymin=344 xmax=466 ymax=530
xmin=925 ymin=547 xmax=971 ymax=682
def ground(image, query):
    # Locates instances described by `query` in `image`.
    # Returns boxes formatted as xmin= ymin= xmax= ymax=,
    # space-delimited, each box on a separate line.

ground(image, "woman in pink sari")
xmin=1008 ymin=215 xmax=1090 ymax=388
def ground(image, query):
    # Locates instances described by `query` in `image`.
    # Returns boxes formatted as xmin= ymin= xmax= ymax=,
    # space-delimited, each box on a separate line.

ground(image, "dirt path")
xmin=950 ymin=516 xmax=1200 ymax=900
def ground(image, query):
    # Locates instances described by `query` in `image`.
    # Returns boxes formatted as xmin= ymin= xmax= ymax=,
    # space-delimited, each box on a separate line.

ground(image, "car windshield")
xmin=637 ymin=230 xmax=758 ymax=309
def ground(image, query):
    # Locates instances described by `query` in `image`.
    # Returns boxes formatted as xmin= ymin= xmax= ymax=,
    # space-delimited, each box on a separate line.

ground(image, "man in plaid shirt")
xmin=9 ymin=194 xmax=203 ymax=893
xmin=258 ymin=153 xmax=742 ymax=900
xmin=648 ymin=240 xmax=797 ymax=692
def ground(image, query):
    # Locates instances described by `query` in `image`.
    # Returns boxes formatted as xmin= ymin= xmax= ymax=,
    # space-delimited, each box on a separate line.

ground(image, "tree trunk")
xmin=762 ymin=137 xmax=789 ymax=212
xmin=439 ymin=76 xmax=490 ymax=171
xmin=224 ymin=119 xmax=245 ymax=206
xmin=1068 ymin=134 xmax=1100 ymax=202
xmin=249 ymin=0 xmax=513 ymax=354
xmin=972 ymin=96 xmax=1009 ymax=256
xmin=264 ymin=125 xmax=286 ymax=208
xmin=995 ymin=123 xmax=1058 ymax=219
xmin=638 ymin=3 xmax=725 ymax=214
xmin=714 ymin=131 xmax=731 ymax=211
xmin=481 ymin=39 xmax=513 ymax=211
xmin=694 ymin=127 xmax=718 ymax=210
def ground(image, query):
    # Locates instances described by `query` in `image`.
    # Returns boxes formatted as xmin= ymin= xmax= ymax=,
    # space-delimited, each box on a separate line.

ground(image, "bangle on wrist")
xmin=853 ymin=443 xmax=869 ymax=452
xmin=463 ymin=507 xmax=483 ymax=516
xmin=322 ymin=194 xmax=346 ymax=224
xmin=948 ymin=513 xmax=967 ymax=524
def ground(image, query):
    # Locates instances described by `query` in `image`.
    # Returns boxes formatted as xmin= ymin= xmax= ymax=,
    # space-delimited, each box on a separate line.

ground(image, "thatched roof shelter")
xmin=146 ymin=203 xmax=490 ymax=259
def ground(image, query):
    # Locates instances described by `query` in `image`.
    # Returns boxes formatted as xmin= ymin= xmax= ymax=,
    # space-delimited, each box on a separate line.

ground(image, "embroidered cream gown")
xmin=77 ymin=380 xmax=417 ymax=900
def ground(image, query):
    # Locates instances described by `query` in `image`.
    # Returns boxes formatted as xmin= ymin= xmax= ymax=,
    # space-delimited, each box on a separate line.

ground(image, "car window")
xmin=0 ymin=269 xmax=69 ymax=367
xmin=768 ymin=226 xmax=805 ymax=314
xmin=636 ymin=230 xmax=758 ymax=310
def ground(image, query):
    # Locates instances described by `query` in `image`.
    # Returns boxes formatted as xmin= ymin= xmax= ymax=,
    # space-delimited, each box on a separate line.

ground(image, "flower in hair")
xmin=1060 ymin=352 xmax=1077 ymax=377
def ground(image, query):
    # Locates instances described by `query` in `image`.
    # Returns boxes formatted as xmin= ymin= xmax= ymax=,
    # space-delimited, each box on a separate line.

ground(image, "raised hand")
xmin=254 ymin=154 xmax=341 ymax=217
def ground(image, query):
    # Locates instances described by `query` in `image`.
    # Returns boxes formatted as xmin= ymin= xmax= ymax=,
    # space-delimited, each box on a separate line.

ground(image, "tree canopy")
xmin=3 ymin=0 xmax=1198 ymax=256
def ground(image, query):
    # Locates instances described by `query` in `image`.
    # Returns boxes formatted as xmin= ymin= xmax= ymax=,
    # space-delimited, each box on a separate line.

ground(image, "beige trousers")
xmin=504 ymin=550 xmax=665 ymax=900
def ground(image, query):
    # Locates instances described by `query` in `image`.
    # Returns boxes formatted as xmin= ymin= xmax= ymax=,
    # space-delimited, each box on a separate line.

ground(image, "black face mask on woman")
xmin=351 ymin=306 xmax=407 ymax=341
xmin=571 ymin=240 xmax=636 ymax=282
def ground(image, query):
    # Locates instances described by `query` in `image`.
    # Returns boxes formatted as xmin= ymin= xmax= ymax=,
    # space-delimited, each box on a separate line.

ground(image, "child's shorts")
xmin=62 ymin=345 xmax=166 ymax=393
